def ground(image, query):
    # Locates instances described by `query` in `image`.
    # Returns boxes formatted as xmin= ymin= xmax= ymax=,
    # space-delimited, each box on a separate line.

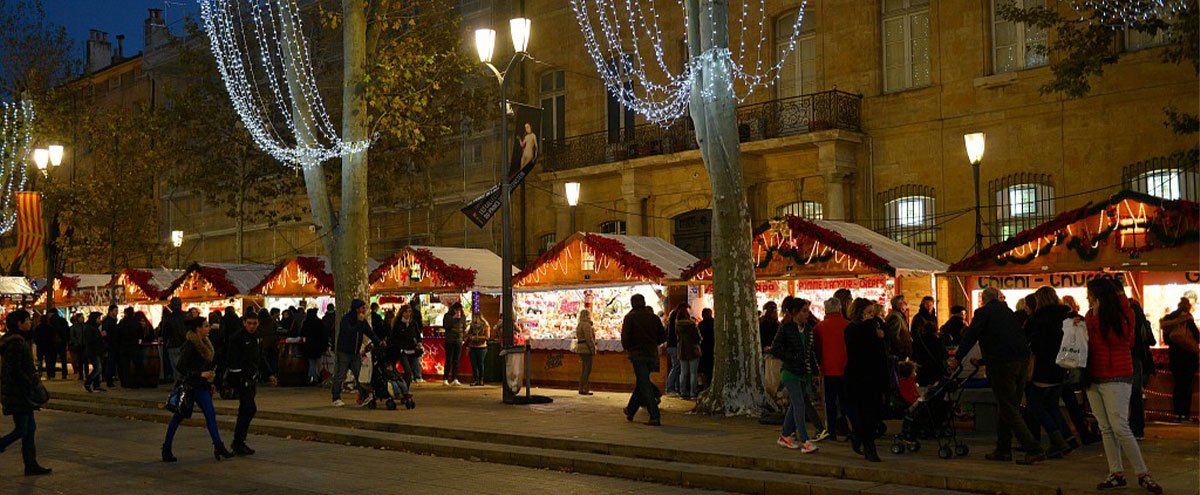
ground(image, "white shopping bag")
xmin=358 ymin=350 xmax=373 ymax=385
xmin=1055 ymin=318 xmax=1089 ymax=369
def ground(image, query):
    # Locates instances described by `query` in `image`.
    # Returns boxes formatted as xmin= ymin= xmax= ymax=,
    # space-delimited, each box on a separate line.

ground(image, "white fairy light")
xmin=1067 ymin=0 xmax=1190 ymax=26
xmin=199 ymin=0 xmax=370 ymax=168
xmin=0 ymin=101 xmax=33 ymax=235
xmin=568 ymin=0 xmax=808 ymax=125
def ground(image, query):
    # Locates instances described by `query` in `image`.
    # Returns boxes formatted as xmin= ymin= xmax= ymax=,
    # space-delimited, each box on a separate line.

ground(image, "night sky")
xmin=41 ymin=0 xmax=198 ymax=61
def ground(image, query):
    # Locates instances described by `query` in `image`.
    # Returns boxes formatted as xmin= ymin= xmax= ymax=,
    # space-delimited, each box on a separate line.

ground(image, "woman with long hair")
xmin=759 ymin=301 xmax=780 ymax=352
xmin=843 ymin=298 xmax=887 ymax=462
xmin=1084 ymin=279 xmax=1160 ymax=493
xmin=442 ymin=303 xmax=466 ymax=385
xmin=391 ymin=305 xmax=423 ymax=384
xmin=664 ymin=303 xmax=688 ymax=397
xmin=1161 ymin=297 xmax=1198 ymax=423
xmin=574 ymin=309 xmax=596 ymax=395
xmin=771 ymin=297 xmax=819 ymax=453
xmin=162 ymin=317 xmax=233 ymax=462
xmin=675 ymin=304 xmax=701 ymax=400
xmin=1024 ymin=286 xmax=1073 ymax=458
xmin=299 ymin=308 xmax=325 ymax=386
xmin=465 ymin=311 xmax=491 ymax=386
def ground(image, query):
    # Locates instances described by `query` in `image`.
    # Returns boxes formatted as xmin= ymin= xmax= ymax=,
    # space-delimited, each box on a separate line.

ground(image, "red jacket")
xmin=1085 ymin=295 xmax=1135 ymax=380
xmin=813 ymin=312 xmax=850 ymax=377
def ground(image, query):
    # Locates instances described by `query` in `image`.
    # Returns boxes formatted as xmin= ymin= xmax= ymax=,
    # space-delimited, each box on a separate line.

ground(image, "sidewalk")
xmin=42 ymin=379 xmax=1199 ymax=495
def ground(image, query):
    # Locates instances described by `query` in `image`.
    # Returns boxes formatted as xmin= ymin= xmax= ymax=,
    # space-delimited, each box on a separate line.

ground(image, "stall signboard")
xmin=971 ymin=271 xmax=1131 ymax=291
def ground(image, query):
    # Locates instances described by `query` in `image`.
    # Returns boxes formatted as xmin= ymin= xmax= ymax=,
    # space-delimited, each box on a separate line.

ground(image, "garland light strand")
xmin=0 ymin=101 xmax=33 ymax=234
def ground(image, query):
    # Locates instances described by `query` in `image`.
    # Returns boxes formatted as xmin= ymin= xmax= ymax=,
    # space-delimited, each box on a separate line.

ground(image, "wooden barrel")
xmin=140 ymin=343 xmax=162 ymax=387
xmin=277 ymin=341 xmax=309 ymax=386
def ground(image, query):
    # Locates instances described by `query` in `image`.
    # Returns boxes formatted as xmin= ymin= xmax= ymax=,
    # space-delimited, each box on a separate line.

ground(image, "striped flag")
xmin=16 ymin=192 xmax=43 ymax=260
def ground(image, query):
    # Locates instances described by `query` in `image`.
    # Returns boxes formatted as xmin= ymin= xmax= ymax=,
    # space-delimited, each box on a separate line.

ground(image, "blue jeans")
xmin=162 ymin=346 xmax=179 ymax=381
xmin=679 ymin=359 xmax=699 ymax=397
xmin=824 ymin=376 xmax=846 ymax=432
xmin=782 ymin=379 xmax=809 ymax=441
xmin=444 ymin=342 xmax=463 ymax=382
xmin=0 ymin=413 xmax=37 ymax=467
xmin=1026 ymin=384 xmax=1068 ymax=449
xmin=625 ymin=356 xmax=661 ymax=421
xmin=400 ymin=353 xmax=422 ymax=383
xmin=164 ymin=386 xmax=223 ymax=450
xmin=86 ymin=355 xmax=104 ymax=389
xmin=665 ymin=347 xmax=680 ymax=394
xmin=331 ymin=352 xmax=360 ymax=401
xmin=308 ymin=358 xmax=322 ymax=382
xmin=469 ymin=347 xmax=487 ymax=383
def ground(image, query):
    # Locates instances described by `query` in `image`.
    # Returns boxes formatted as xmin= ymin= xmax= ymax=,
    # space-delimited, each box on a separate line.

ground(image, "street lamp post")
xmin=477 ymin=18 xmax=531 ymax=404
xmin=171 ymin=230 xmax=184 ymax=269
xmin=565 ymin=182 xmax=580 ymax=232
xmin=964 ymin=132 xmax=986 ymax=254
xmin=32 ymin=145 xmax=63 ymax=311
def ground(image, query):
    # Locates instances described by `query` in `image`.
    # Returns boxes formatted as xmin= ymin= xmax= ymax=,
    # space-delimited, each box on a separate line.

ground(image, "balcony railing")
xmin=542 ymin=89 xmax=863 ymax=172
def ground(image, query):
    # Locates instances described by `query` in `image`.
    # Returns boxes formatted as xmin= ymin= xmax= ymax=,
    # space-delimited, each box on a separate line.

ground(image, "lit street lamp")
xmin=476 ymin=17 xmax=534 ymax=405
xmin=31 ymin=144 xmax=65 ymax=310
xmin=964 ymin=132 xmax=986 ymax=254
xmin=171 ymin=230 xmax=184 ymax=268
xmin=565 ymin=182 xmax=581 ymax=232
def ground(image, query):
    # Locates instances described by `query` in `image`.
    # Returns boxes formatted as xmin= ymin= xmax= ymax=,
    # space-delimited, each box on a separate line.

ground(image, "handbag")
xmin=165 ymin=382 xmax=195 ymax=419
xmin=27 ymin=380 xmax=50 ymax=408
xmin=1056 ymin=318 xmax=1088 ymax=370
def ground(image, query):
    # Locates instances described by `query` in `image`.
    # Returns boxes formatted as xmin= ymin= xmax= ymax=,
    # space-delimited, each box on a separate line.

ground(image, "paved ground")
xmin=0 ymin=409 xmax=724 ymax=495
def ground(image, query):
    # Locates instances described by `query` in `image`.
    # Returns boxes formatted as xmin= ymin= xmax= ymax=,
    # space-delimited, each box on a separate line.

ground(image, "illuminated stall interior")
xmin=252 ymin=256 xmax=380 ymax=317
xmin=161 ymin=262 xmax=274 ymax=315
xmin=34 ymin=273 xmax=116 ymax=318
xmin=684 ymin=216 xmax=948 ymax=320
xmin=111 ymin=268 xmax=184 ymax=325
xmin=369 ymin=246 xmax=509 ymax=326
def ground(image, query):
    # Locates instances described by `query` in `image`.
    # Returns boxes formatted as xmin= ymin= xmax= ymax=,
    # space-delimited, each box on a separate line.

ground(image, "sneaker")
xmin=452 ymin=380 xmax=462 ymax=386
xmin=1138 ymin=474 xmax=1162 ymax=495
xmin=777 ymin=436 xmax=800 ymax=449
xmin=332 ymin=399 xmax=345 ymax=407
xmin=813 ymin=429 xmax=830 ymax=443
xmin=799 ymin=441 xmax=819 ymax=454
xmin=1097 ymin=473 xmax=1127 ymax=490
xmin=442 ymin=380 xmax=449 ymax=386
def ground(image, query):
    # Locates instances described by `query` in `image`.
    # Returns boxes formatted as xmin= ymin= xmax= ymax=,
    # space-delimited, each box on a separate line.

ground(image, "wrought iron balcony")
xmin=542 ymin=89 xmax=862 ymax=173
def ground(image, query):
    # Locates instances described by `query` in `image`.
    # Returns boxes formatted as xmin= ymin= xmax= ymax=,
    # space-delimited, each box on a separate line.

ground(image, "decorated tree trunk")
xmin=686 ymin=0 xmax=772 ymax=416
xmin=333 ymin=0 xmax=372 ymax=324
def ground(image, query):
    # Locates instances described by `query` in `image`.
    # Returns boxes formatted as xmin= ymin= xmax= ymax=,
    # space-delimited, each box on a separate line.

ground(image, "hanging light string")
xmin=199 ymin=0 xmax=370 ymax=167
xmin=1068 ymin=0 xmax=1190 ymax=26
xmin=0 ymin=101 xmax=32 ymax=235
xmin=569 ymin=0 xmax=807 ymax=124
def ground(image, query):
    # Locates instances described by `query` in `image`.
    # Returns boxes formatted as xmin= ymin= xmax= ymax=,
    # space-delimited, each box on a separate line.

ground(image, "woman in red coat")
xmin=1083 ymin=279 xmax=1160 ymax=494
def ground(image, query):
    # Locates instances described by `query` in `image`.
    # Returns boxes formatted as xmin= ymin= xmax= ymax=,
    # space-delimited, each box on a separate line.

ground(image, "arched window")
xmin=776 ymin=201 xmax=823 ymax=219
xmin=776 ymin=9 xmax=817 ymax=98
xmin=877 ymin=185 xmax=937 ymax=257
xmin=989 ymin=174 xmax=1055 ymax=240
xmin=673 ymin=209 xmax=712 ymax=259
xmin=599 ymin=220 xmax=627 ymax=235
xmin=1124 ymin=151 xmax=1198 ymax=201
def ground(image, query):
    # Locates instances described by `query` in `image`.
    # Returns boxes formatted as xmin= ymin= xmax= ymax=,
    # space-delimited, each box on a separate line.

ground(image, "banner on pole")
xmin=461 ymin=104 xmax=542 ymax=228
xmin=16 ymin=192 xmax=43 ymax=260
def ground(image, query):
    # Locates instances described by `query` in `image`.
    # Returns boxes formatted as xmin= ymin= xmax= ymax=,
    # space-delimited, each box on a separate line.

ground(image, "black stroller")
xmin=364 ymin=348 xmax=415 ymax=410
xmin=890 ymin=366 xmax=977 ymax=459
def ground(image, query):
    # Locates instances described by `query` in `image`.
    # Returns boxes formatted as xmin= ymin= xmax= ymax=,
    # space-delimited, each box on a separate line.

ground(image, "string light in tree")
xmin=0 ymin=101 xmax=33 ymax=235
xmin=1067 ymin=0 xmax=1191 ymax=26
xmin=569 ymin=0 xmax=808 ymax=124
xmin=199 ymin=0 xmax=370 ymax=167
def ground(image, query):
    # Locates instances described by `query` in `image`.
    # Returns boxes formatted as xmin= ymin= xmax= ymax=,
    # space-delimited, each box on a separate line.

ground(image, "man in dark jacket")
xmin=100 ymin=305 xmax=120 ymax=388
xmin=331 ymin=300 xmax=378 ymax=407
xmin=50 ymin=313 xmax=69 ymax=380
xmin=31 ymin=314 xmax=57 ymax=379
xmin=620 ymin=294 xmax=666 ymax=426
xmin=939 ymin=305 xmax=967 ymax=348
xmin=257 ymin=308 xmax=279 ymax=381
xmin=115 ymin=307 xmax=142 ymax=388
xmin=957 ymin=287 xmax=1043 ymax=464
xmin=0 ymin=309 xmax=52 ymax=476
xmin=159 ymin=298 xmax=187 ymax=381
xmin=225 ymin=312 xmax=277 ymax=455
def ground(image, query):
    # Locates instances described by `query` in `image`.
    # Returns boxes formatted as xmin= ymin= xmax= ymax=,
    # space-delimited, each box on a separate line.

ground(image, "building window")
xmin=606 ymin=55 xmax=636 ymax=143
xmin=463 ymin=141 xmax=483 ymax=166
xmin=538 ymin=233 xmax=556 ymax=255
xmin=776 ymin=9 xmax=818 ymax=98
xmin=1139 ymin=170 xmax=1182 ymax=199
xmin=992 ymin=0 xmax=1048 ymax=73
xmin=990 ymin=174 xmax=1055 ymax=240
xmin=599 ymin=220 xmax=627 ymax=235
xmin=882 ymin=0 xmax=931 ymax=93
xmin=776 ymin=201 xmax=823 ymax=219
xmin=1124 ymin=150 xmax=1199 ymax=202
xmin=539 ymin=70 xmax=566 ymax=143
xmin=877 ymin=185 xmax=937 ymax=257
xmin=673 ymin=209 xmax=712 ymax=259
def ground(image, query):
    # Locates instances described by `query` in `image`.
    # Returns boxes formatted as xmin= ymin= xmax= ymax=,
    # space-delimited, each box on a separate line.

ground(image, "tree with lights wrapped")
xmin=570 ymin=0 xmax=812 ymax=415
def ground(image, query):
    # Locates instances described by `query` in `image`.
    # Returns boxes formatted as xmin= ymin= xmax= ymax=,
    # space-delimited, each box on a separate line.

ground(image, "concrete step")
xmin=48 ymin=398 xmax=977 ymax=495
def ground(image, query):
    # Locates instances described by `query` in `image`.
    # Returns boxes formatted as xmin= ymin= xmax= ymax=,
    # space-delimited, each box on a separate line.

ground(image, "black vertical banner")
xmin=461 ymin=104 xmax=543 ymax=228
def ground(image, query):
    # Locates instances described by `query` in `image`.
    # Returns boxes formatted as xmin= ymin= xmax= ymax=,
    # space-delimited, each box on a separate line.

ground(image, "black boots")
xmin=863 ymin=441 xmax=881 ymax=462
xmin=24 ymin=465 xmax=51 ymax=476
xmin=161 ymin=444 xmax=177 ymax=463
xmin=214 ymin=444 xmax=235 ymax=461
xmin=232 ymin=442 xmax=255 ymax=456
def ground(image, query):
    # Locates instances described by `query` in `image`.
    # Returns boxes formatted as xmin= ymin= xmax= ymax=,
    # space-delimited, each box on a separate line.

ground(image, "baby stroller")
xmin=890 ymin=366 xmax=977 ymax=459
xmin=364 ymin=348 xmax=415 ymax=410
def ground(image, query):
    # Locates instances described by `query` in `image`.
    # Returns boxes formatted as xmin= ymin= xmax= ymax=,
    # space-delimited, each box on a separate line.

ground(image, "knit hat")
xmin=350 ymin=299 xmax=367 ymax=312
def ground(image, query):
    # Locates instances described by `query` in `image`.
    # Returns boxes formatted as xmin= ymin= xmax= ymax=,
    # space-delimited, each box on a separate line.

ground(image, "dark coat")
xmin=621 ymin=306 xmax=665 ymax=360
xmin=1026 ymin=304 xmax=1072 ymax=384
xmin=959 ymin=299 xmax=1030 ymax=366
xmin=844 ymin=319 xmax=888 ymax=396
xmin=225 ymin=329 xmax=272 ymax=380
xmin=698 ymin=316 xmax=715 ymax=375
xmin=676 ymin=319 xmax=701 ymax=361
xmin=759 ymin=317 xmax=779 ymax=350
xmin=0 ymin=332 xmax=38 ymax=415
xmin=82 ymin=322 xmax=106 ymax=358
xmin=336 ymin=313 xmax=378 ymax=354
xmin=771 ymin=320 xmax=818 ymax=379
xmin=159 ymin=305 xmax=187 ymax=348
xmin=101 ymin=315 xmax=120 ymax=349
xmin=51 ymin=315 xmax=69 ymax=350
xmin=912 ymin=330 xmax=948 ymax=386
xmin=117 ymin=317 xmax=141 ymax=350
xmin=391 ymin=318 xmax=422 ymax=352
xmin=939 ymin=316 xmax=966 ymax=348
xmin=300 ymin=312 xmax=328 ymax=360
xmin=176 ymin=332 xmax=215 ymax=389
xmin=442 ymin=314 xmax=465 ymax=345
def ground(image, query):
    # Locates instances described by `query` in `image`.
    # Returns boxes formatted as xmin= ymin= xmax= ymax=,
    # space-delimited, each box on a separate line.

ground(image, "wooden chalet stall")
xmin=110 ymin=268 xmax=184 ymax=326
xmin=34 ymin=274 xmax=117 ymax=318
xmin=514 ymin=233 xmax=698 ymax=390
xmin=368 ymin=246 xmax=509 ymax=381
xmin=161 ymin=262 xmax=273 ymax=316
xmin=0 ymin=276 xmax=35 ymax=321
xmin=683 ymin=216 xmax=948 ymax=320
xmin=944 ymin=191 xmax=1200 ymax=418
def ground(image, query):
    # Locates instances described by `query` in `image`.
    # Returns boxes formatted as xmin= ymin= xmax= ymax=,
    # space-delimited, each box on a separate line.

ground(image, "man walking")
xmin=813 ymin=297 xmax=850 ymax=440
xmin=331 ymin=300 xmax=377 ymax=407
xmin=225 ymin=312 xmax=277 ymax=455
xmin=159 ymin=297 xmax=187 ymax=381
xmin=958 ymin=287 xmax=1044 ymax=464
xmin=620 ymin=294 xmax=666 ymax=426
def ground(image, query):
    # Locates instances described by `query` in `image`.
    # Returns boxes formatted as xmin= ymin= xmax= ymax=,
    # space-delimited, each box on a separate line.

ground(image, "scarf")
xmin=186 ymin=329 xmax=215 ymax=362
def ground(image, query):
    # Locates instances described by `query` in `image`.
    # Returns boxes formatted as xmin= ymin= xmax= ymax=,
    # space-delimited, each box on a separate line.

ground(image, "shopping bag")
xmin=1055 ymin=318 xmax=1088 ymax=369
xmin=358 ymin=351 xmax=373 ymax=385
xmin=763 ymin=355 xmax=783 ymax=395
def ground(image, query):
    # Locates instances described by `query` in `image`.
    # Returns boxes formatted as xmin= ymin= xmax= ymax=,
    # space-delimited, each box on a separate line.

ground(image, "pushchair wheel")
xmin=907 ymin=441 xmax=920 ymax=453
xmin=954 ymin=444 xmax=969 ymax=457
xmin=938 ymin=447 xmax=952 ymax=459
xmin=404 ymin=399 xmax=416 ymax=410
xmin=890 ymin=444 xmax=904 ymax=455
xmin=386 ymin=399 xmax=397 ymax=411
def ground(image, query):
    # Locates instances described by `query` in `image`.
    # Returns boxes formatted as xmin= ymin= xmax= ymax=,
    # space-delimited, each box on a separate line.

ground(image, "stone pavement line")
xmin=41 ymin=380 xmax=1199 ymax=495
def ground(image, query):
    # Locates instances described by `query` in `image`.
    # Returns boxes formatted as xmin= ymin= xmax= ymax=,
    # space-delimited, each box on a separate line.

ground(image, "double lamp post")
xmin=31 ymin=145 xmax=63 ymax=310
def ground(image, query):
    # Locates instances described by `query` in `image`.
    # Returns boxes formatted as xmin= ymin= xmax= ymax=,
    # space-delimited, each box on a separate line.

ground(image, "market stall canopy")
xmin=515 ymin=233 xmax=699 ymax=289
xmin=683 ymin=216 xmax=948 ymax=282
xmin=34 ymin=273 xmax=116 ymax=308
xmin=162 ymin=262 xmax=274 ymax=302
xmin=947 ymin=191 xmax=1199 ymax=275
xmin=370 ymin=247 xmax=512 ymax=294
xmin=0 ymin=276 xmax=33 ymax=296
xmin=252 ymin=256 xmax=381 ymax=297
xmin=112 ymin=268 xmax=185 ymax=303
